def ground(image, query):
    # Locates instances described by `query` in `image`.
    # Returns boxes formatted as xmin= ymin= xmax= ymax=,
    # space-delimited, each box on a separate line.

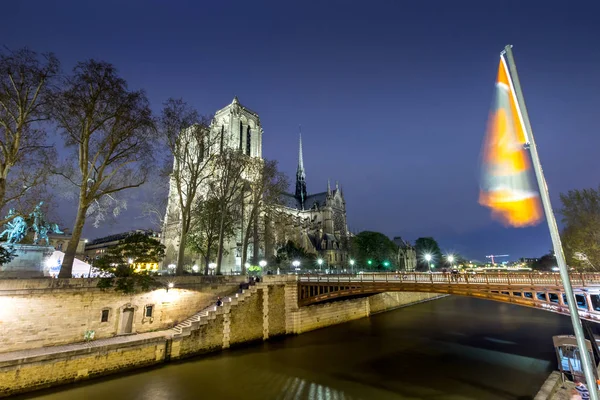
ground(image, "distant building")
xmin=85 ymin=230 xmax=161 ymax=273
xmin=520 ymin=257 xmax=539 ymax=264
xmin=393 ymin=237 xmax=417 ymax=271
xmin=47 ymin=233 xmax=86 ymax=256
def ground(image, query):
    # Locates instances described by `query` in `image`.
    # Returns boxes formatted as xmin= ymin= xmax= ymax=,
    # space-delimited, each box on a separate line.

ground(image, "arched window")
xmin=246 ymin=126 xmax=251 ymax=155
xmin=220 ymin=125 xmax=224 ymax=153
xmin=239 ymin=121 xmax=243 ymax=151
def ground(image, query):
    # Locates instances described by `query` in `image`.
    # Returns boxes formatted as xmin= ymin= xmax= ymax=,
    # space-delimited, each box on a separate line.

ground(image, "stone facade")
xmin=161 ymin=98 xmax=349 ymax=273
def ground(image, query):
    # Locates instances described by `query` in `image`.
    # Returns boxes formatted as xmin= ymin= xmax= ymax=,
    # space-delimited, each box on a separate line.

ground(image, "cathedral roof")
xmin=281 ymin=191 xmax=332 ymax=210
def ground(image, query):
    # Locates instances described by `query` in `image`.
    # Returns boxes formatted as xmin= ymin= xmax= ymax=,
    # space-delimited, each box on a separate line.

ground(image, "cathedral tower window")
xmin=239 ymin=121 xmax=243 ymax=151
xmin=220 ymin=125 xmax=224 ymax=153
xmin=246 ymin=126 xmax=251 ymax=156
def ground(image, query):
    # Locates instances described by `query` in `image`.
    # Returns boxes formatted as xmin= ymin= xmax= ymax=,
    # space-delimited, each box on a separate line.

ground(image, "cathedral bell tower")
xmin=295 ymin=132 xmax=307 ymax=209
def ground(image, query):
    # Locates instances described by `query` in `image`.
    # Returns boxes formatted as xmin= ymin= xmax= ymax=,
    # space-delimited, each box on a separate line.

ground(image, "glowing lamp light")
xmin=208 ymin=263 xmax=217 ymax=270
xmin=425 ymin=254 xmax=432 ymax=262
xmin=259 ymin=260 xmax=267 ymax=268
xmin=192 ymin=265 xmax=199 ymax=273
xmin=317 ymin=259 xmax=323 ymax=266
xmin=168 ymin=282 xmax=174 ymax=288
xmin=292 ymin=260 xmax=300 ymax=268
xmin=128 ymin=258 xmax=133 ymax=264
xmin=367 ymin=260 xmax=373 ymax=265
xmin=447 ymin=255 xmax=455 ymax=263
xmin=349 ymin=259 xmax=355 ymax=266
xmin=383 ymin=261 xmax=390 ymax=267
xmin=244 ymin=262 xmax=250 ymax=269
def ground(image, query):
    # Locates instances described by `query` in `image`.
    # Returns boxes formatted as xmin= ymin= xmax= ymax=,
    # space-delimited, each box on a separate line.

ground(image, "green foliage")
xmin=414 ymin=237 xmax=443 ymax=271
xmin=350 ymin=231 xmax=397 ymax=270
xmin=531 ymin=252 xmax=557 ymax=271
xmin=276 ymin=240 xmax=316 ymax=270
xmin=0 ymin=245 xmax=17 ymax=265
xmin=94 ymin=233 xmax=165 ymax=293
xmin=560 ymin=187 xmax=600 ymax=271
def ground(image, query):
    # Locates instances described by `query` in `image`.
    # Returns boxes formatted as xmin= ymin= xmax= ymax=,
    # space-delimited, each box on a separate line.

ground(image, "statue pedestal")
xmin=0 ymin=244 xmax=54 ymax=278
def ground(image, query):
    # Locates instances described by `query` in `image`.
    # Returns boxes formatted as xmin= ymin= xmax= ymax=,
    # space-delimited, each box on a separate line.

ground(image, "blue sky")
xmin=2 ymin=0 xmax=599 ymax=260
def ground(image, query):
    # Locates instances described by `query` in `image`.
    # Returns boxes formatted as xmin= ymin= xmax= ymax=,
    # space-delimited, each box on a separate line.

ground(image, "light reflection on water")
xmin=18 ymin=296 xmax=574 ymax=400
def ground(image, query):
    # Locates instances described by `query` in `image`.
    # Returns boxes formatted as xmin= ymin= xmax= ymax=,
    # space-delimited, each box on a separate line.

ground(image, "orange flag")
xmin=479 ymin=57 xmax=543 ymax=227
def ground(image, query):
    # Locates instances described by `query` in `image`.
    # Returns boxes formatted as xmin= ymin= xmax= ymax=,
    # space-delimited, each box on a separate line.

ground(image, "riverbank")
xmin=15 ymin=296 xmax=567 ymax=400
xmin=0 ymin=276 xmax=444 ymax=397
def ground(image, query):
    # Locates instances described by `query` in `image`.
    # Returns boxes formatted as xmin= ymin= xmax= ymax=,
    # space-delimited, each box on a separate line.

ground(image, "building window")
xmin=246 ymin=126 xmax=251 ymax=155
xmin=101 ymin=309 xmax=109 ymax=322
xmin=335 ymin=253 xmax=337 ymax=261
xmin=239 ymin=121 xmax=243 ymax=151
xmin=145 ymin=305 xmax=154 ymax=318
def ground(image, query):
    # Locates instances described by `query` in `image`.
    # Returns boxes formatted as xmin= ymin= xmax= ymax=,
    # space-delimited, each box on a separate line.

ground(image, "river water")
xmin=19 ymin=296 xmax=574 ymax=400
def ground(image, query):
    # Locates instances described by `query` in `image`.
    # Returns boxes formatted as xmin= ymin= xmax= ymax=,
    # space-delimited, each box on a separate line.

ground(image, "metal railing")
xmin=298 ymin=272 xmax=600 ymax=287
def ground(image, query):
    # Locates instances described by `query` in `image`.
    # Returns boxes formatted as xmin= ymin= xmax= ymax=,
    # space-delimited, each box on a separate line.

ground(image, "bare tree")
xmin=52 ymin=60 xmax=155 ymax=278
xmin=0 ymin=48 xmax=59 ymax=223
xmin=186 ymin=197 xmax=235 ymax=274
xmin=211 ymin=148 xmax=247 ymax=274
xmin=158 ymin=98 xmax=216 ymax=275
xmin=240 ymin=158 xmax=288 ymax=273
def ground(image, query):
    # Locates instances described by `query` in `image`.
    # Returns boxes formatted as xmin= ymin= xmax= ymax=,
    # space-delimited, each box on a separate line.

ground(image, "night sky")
xmin=2 ymin=1 xmax=599 ymax=261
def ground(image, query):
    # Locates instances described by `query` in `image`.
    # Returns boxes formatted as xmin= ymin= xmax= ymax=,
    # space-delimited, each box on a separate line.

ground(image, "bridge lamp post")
xmin=317 ymin=258 xmax=323 ymax=273
xmin=447 ymin=255 xmax=455 ymax=268
xmin=349 ymin=259 xmax=355 ymax=274
xmin=292 ymin=260 xmax=300 ymax=273
xmin=259 ymin=260 xmax=267 ymax=268
xmin=425 ymin=254 xmax=432 ymax=273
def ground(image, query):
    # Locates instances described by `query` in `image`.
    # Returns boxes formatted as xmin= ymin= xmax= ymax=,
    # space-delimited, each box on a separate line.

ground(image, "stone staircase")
xmin=170 ymin=284 xmax=259 ymax=338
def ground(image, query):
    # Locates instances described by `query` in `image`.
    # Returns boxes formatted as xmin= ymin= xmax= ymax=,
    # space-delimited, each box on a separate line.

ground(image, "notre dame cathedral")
xmin=162 ymin=97 xmax=349 ymax=273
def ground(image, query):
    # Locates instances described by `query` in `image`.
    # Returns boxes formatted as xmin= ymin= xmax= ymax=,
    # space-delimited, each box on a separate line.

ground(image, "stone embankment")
xmin=0 ymin=275 xmax=444 ymax=397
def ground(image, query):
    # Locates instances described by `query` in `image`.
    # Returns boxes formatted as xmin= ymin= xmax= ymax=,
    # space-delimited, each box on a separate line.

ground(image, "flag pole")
xmin=503 ymin=44 xmax=598 ymax=398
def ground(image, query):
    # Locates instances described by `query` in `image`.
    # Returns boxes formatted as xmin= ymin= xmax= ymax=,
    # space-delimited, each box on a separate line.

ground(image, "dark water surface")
xmin=20 ymin=296 xmax=574 ymax=400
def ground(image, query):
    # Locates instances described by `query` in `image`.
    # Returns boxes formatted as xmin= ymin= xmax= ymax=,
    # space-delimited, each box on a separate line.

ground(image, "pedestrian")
xmin=216 ymin=297 xmax=222 ymax=307
xmin=574 ymin=377 xmax=590 ymax=400
xmin=255 ymin=276 xmax=260 ymax=283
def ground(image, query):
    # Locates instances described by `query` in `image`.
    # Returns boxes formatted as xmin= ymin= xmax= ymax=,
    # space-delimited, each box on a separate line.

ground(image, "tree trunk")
xmin=215 ymin=206 xmax=227 ymax=275
xmin=204 ymin=254 xmax=210 ymax=275
xmin=59 ymin=201 xmax=88 ymax=278
xmin=176 ymin=203 xmax=192 ymax=275
xmin=176 ymin=221 xmax=188 ymax=275
xmin=252 ymin=207 xmax=259 ymax=263
xmin=241 ymin=208 xmax=254 ymax=275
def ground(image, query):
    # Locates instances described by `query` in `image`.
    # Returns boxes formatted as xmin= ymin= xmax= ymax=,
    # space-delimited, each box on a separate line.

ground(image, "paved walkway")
xmin=0 ymin=330 xmax=171 ymax=364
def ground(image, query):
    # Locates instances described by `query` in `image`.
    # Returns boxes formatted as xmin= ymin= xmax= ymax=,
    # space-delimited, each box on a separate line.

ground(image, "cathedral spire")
xmin=295 ymin=127 xmax=307 ymax=209
xmin=327 ymin=179 xmax=331 ymax=196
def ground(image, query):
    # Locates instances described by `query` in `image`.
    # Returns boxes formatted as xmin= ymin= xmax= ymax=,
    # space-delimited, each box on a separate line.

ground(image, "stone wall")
xmin=288 ymin=291 xmax=444 ymax=334
xmin=0 ymin=276 xmax=244 ymax=353
xmin=0 ymin=337 xmax=167 ymax=396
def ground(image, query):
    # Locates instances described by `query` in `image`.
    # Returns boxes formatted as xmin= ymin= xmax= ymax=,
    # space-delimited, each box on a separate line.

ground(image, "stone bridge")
xmin=298 ymin=272 xmax=600 ymax=322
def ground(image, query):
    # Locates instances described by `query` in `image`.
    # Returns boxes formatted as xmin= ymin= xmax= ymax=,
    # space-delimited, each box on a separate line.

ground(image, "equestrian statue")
xmin=0 ymin=202 xmax=63 ymax=245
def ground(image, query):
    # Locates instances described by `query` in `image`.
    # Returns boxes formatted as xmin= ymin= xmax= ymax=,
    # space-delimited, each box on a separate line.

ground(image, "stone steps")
xmin=170 ymin=285 xmax=258 ymax=338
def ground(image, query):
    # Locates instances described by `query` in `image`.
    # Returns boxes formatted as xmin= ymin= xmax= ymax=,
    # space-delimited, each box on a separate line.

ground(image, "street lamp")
xmin=447 ymin=254 xmax=455 ymax=269
xmin=259 ymin=260 xmax=267 ymax=268
xmin=350 ymin=259 xmax=355 ymax=274
xmin=317 ymin=258 xmax=323 ymax=273
xmin=292 ymin=260 xmax=300 ymax=273
xmin=425 ymin=254 xmax=432 ymax=273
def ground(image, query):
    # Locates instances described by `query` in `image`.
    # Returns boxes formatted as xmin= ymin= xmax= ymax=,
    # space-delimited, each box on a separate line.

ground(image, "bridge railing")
xmin=298 ymin=272 xmax=600 ymax=287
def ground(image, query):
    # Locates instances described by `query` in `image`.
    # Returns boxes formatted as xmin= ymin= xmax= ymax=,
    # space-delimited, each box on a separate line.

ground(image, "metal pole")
xmin=504 ymin=44 xmax=598 ymax=398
